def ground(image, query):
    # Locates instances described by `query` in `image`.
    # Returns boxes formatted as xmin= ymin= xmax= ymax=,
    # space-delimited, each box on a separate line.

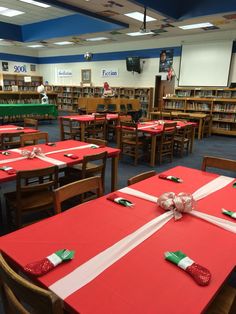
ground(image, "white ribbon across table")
xmin=0 ymin=127 xmax=24 ymax=131
xmin=138 ymin=124 xmax=158 ymax=130
xmin=49 ymin=175 xmax=236 ymax=299
xmin=0 ymin=144 xmax=96 ymax=168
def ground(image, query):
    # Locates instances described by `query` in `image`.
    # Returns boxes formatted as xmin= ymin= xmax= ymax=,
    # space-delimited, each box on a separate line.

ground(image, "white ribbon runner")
xmin=0 ymin=127 xmax=23 ymax=131
xmin=2 ymin=144 xmax=95 ymax=168
xmin=49 ymin=175 xmax=235 ymax=299
xmin=138 ymin=124 xmax=158 ymax=130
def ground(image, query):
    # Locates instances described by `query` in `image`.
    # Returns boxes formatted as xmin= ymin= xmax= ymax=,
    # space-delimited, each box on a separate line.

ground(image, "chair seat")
xmin=5 ymin=190 xmax=54 ymax=212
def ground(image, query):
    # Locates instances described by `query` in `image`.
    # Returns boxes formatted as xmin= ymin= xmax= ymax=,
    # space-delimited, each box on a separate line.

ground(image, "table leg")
xmin=111 ymin=155 xmax=119 ymax=191
xmin=80 ymin=123 xmax=85 ymax=142
xmin=198 ymin=118 xmax=203 ymax=140
xmin=190 ymin=127 xmax=195 ymax=153
xmin=150 ymin=135 xmax=157 ymax=167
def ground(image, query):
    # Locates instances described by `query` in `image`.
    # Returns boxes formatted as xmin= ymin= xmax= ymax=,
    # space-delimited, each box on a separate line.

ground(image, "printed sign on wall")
xmin=57 ymin=69 xmax=72 ymax=77
xmin=101 ymin=69 xmax=119 ymax=77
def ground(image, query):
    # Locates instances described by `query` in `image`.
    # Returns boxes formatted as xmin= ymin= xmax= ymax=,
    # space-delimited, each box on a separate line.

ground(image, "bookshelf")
xmin=0 ymin=91 xmax=58 ymax=105
xmin=0 ymin=74 xmax=43 ymax=91
xmin=48 ymin=85 xmax=153 ymax=116
xmin=162 ymin=87 xmax=236 ymax=136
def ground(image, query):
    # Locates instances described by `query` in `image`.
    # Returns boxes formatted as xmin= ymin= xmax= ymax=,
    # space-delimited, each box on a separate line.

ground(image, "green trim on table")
xmin=0 ymin=104 xmax=58 ymax=117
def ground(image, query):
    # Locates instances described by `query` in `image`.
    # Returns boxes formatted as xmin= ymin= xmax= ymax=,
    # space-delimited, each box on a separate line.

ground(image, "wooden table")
xmin=59 ymin=114 xmax=119 ymax=142
xmin=117 ymin=120 xmax=196 ymax=167
xmin=0 ymin=140 xmax=119 ymax=191
xmin=0 ymin=125 xmax=38 ymax=135
xmin=0 ymin=166 xmax=235 ymax=314
xmin=149 ymin=111 xmax=208 ymax=140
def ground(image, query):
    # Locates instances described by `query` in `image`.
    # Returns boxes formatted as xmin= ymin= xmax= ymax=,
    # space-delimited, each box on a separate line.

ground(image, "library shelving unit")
xmin=48 ymin=85 xmax=153 ymax=115
xmin=0 ymin=91 xmax=58 ymax=105
xmin=162 ymin=87 xmax=236 ymax=136
xmin=0 ymin=74 xmax=43 ymax=91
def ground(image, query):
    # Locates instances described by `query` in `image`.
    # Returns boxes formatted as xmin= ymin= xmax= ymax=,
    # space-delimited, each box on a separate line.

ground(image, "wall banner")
xmin=101 ymin=69 xmax=119 ymax=77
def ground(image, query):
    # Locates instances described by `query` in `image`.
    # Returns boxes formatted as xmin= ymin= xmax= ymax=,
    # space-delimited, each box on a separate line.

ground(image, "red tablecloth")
xmin=0 ymin=166 xmax=235 ymax=314
xmin=0 ymin=140 xmax=119 ymax=183
xmin=136 ymin=120 xmax=196 ymax=135
xmin=0 ymin=125 xmax=38 ymax=134
xmin=60 ymin=114 xmax=118 ymax=122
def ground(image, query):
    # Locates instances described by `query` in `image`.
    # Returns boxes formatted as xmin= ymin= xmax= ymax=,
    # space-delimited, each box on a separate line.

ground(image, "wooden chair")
xmin=205 ymin=284 xmax=236 ymax=314
xmin=20 ymin=132 xmax=49 ymax=146
xmin=0 ymin=132 xmax=24 ymax=150
xmin=201 ymin=115 xmax=212 ymax=138
xmin=174 ymin=124 xmax=193 ymax=156
xmin=128 ymin=170 xmax=156 ymax=185
xmin=107 ymin=104 xmax=117 ymax=113
xmin=4 ymin=166 xmax=58 ymax=228
xmin=54 ymin=176 xmax=103 ymax=213
xmin=120 ymin=104 xmax=127 ymax=114
xmin=23 ymin=118 xmax=38 ymax=129
xmin=0 ymin=252 xmax=63 ymax=314
xmin=120 ymin=121 xmax=144 ymax=166
xmin=86 ymin=114 xmax=107 ymax=139
xmin=96 ymin=104 xmax=106 ymax=113
xmin=86 ymin=138 xmax=107 ymax=146
xmin=60 ymin=117 xmax=81 ymax=141
xmin=201 ymin=156 xmax=236 ymax=172
xmin=156 ymin=122 xmax=176 ymax=164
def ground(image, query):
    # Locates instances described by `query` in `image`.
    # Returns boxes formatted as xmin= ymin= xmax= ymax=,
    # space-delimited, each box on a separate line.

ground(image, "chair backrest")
xmin=0 ymin=252 xmax=63 ymax=314
xmin=201 ymin=156 xmax=236 ymax=172
xmin=0 ymin=132 xmax=24 ymax=150
xmin=96 ymin=104 xmax=105 ymax=112
xmin=175 ymin=124 xmax=193 ymax=141
xmin=160 ymin=122 xmax=177 ymax=147
xmin=86 ymin=138 xmax=107 ymax=147
xmin=120 ymin=104 xmax=127 ymax=113
xmin=128 ymin=170 xmax=156 ymax=186
xmin=127 ymin=103 xmax=133 ymax=111
xmin=87 ymin=114 xmax=107 ymax=139
xmin=81 ymin=151 xmax=107 ymax=189
xmin=23 ymin=118 xmax=38 ymax=129
xmin=120 ymin=121 xmax=139 ymax=144
xmin=60 ymin=117 xmax=79 ymax=141
xmin=107 ymin=104 xmax=117 ymax=112
xmin=53 ymin=176 xmax=103 ymax=213
xmin=20 ymin=132 xmax=48 ymax=146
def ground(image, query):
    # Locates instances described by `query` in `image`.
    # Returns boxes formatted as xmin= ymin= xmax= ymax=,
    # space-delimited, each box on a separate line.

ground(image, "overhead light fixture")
xmin=179 ymin=22 xmax=214 ymax=30
xmin=19 ymin=0 xmax=51 ymax=8
xmin=126 ymin=31 xmax=154 ymax=36
xmin=124 ymin=11 xmax=156 ymax=22
xmin=86 ymin=37 xmax=109 ymax=41
xmin=54 ymin=41 xmax=74 ymax=45
xmin=27 ymin=44 xmax=45 ymax=48
xmin=0 ymin=7 xmax=24 ymax=17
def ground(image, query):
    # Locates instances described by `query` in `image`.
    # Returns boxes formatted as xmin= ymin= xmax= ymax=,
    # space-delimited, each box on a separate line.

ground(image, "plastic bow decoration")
xmin=157 ymin=192 xmax=196 ymax=220
xmin=21 ymin=147 xmax=45 ymax=159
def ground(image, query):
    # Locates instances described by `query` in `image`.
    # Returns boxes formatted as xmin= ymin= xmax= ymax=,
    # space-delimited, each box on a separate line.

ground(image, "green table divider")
xmin=0 ymin=104 xmax=58 ymax=117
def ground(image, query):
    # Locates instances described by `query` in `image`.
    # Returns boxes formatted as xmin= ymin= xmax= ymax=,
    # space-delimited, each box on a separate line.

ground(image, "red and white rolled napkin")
xmin=164 ymin=250 xmax=211 ymax=286
xmin=64 ymin=153 xmax=78 ymax=159
xmin=159 ymin=174 xmax=183 ymax=183
xmin=222 ymin=208 xmax=236 ymax=219
xmin=107 ymin=193 xmax=134 ymax=207
xmin=0 ymin=166 xmax=16 ymax=175
xmin=24 ymin=249 xmax=75 ymax=277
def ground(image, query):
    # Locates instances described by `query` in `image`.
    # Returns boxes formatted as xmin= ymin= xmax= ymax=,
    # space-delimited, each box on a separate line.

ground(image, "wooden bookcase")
xmin=0 ymin=74 xmax=43 ymax=92
xmin=0 ymin=91 xmax=58 ymax=105
xmin=161 ymin=87 xmax=236 ymax=136
xmin=48 ymin=85 xmax=153 ymax=116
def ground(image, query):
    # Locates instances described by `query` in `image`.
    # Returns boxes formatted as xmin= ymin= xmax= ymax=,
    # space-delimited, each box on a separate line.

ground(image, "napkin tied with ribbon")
xmin=21 ymin=147 xmax=45 ymax=159
xmin=64 ymin=153 xmax=78 ymax=159
xmin=165 ymin=251 xmax=211 ymax=286
xmin=24 ymin=249 xmax=75 ymax=277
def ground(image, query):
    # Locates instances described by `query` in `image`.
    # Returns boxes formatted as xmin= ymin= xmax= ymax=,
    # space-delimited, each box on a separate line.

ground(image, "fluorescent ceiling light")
xmin=54 ymin=41 xmax=74 ymax=45
xmin=179 ymin=22 xmax=214 ymax=30
xmin=19 ymin=0 xmax=51 ymax=8
xmin=28 ymin=44 xmax=44 ymax=48
xmin=0 ymin=7 xmax=24 ymax=17
xmin=86 ymin=37 xmax=108 ymax=41
xmin=126 ymin=31 xmax=154 ymax=36
xmin=124 ymin=12 xmax=156 ymax=22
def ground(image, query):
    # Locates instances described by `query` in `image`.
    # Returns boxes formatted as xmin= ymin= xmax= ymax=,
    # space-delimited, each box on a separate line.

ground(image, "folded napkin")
xmin=90 ymin=144 xmax=100 ymax=149
xmin=64 ymin=153 xmax=78 ymax=159
xmin=24 ymin=249 xmax=75 ymax=277
xmin=107 ymin=193 xmax=134 ymax=207
xmin=222 ymin=208 xmax=236 ymax=219
xmin=159 ymin=174 xmax=183 ymax=183
xmin=233 ymin=182 xmax=236 ymax=188
xmin=46 ymin=142 xmax=56 ymax=146
xmin=16 ymin=127 xmax=24 ymax=130
xmin=0 ymin=166 xmax=16 ymax=175
xmin=164 ymin=250 xmax=211 ymax=286
xmin=1 ymin=151 xmax=10 ymax=156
